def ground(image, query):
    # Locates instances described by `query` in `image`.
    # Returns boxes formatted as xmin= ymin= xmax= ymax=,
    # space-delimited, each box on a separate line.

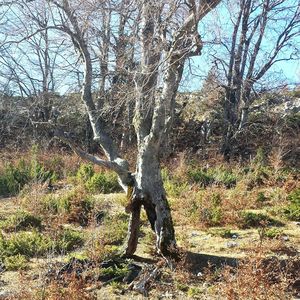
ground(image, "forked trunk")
xmin=124 ymin=139 xmax=177 ymax=258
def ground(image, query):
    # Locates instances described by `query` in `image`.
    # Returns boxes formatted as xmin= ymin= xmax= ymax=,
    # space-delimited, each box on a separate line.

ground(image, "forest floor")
xmin=0 ymin=152 xmax=300 ymax=299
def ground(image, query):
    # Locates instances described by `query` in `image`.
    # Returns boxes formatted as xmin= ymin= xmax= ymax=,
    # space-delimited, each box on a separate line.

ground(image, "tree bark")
xmin=124 ymin=138 xmax=176 ymax=258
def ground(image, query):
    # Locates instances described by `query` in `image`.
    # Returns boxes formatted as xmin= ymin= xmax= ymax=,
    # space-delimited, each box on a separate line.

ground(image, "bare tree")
xmin=0 ymin=0 xmax=78 ymax=121
xmin=30 ymin=0 xmax=219 ymax=258
xmin=211 ymin=0 xmax=300 ymax=158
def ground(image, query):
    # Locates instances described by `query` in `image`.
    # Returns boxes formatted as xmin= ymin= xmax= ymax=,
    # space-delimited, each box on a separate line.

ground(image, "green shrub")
xmin=3 ymin=254 xmax=28 ymax=271
xmin=0 ymin=175 xmax=10 ymax=196
xmin=264 ymin=228 xmax=283 ymax=239
xmin=0 ymin=156 xmax=55 ymax=197
xmin=212 ymin=168 xmax=237 ymax=188
xmin=188 ymin=168 xmax=213 ymax=187
xmin=208 ymin=228 xmax=236 ymax=238
xmin=283 ymin=188 xmax=300 ymax=221
xmin=188 ymin=167 xmax=237 ymax=188
xmin=41 ymin=194 xmax=71 ymax=214
xmin=239 ymin=212 xmax=283 ymax=228
xmin=99 ymin=262 xmax=129 ymax=279
xmin=287 ymin=188 xmax=300 ymax=203
xmin=161 ymin=168 xmax=189 ymax=198
xmin=199 ymin=193 xmax=223 ymax=226
xmin=253 ymin=147 xmax=267 ymax=167
xmin=76 ymin=163 xmax=95 ymax=182
xmin=85 ymin=172 xmax=121 ymax=194
xmin=55 ymin=229 xmax=84 ymax=252
xmin=101 ymin=213 xmax=129 ymax=245
xmin=256 ymin=192 xmax=268 ymax=203
xmin=38 ymin=188 xmax=95 ymax=226
xmin=187 ymin=286 xmax=204 ymax=297
xmin=0 ymin=211 xmax=42 ymax=232
xmin=0 ymin=231 xmax=52 ymax=259
xmin=245 ymin=167 xmax=270 ymax=189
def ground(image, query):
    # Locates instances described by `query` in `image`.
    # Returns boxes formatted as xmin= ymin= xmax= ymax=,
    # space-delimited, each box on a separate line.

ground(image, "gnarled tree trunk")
xmin=50 ymin=0 xmax=221 ymax=258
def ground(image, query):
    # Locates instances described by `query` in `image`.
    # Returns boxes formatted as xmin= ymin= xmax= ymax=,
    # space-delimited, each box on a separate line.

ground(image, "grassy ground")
xmin=0 ymin=149 xmax=299 ymax=299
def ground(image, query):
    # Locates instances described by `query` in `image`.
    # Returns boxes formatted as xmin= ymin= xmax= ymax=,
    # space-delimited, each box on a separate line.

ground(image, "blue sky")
xmin=1 ymin=1 xmax=299 ymax=95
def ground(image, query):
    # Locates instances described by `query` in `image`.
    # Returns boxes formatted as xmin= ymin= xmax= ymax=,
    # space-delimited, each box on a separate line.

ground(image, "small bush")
xmin=76 ymin=163 xmax=94 ymax=182
xmin=188 ymin=168 xmax=213 ymax=187
xmin=85 ymin=172 xmax=121 ymax=194
xmin=99 ymin=262 xmax=129 ymax=280
xmin=256 ymin=192 xmax=268 ymax=203
xmin=101 ymin=213 xmax=129 ymax=245
xmin=55 ymin=229 xmax=84 ymax=253
xmin=0 ymin=211 xmax=42 ymax=232
xmin=199 ymin=193 xmax=223 ymax=226
xmin=264 ymin=228 xmax=283 ymax=239
xmin=187 ymin=286 xmax=204 ymax=298
xmin=245 ymin=167 xmax=271 ymax=189
xmin=3 ymin=254 xmax=28 ymax=271
xmin=188 ymin=167 xmax=237 ymax=188
xmin=283 ymin=188 xmax=300 ymax=221
xmin=239 ymin=212 xmax=283 ymax=229
xmin=162 ymin=168 xmax=189 ymax=198
xmin=0 ymin=231 xmax=52 ymax=259
xmin=41 ymin=194 xmax=71 ymax=215
xmin=39 ymin=187 xmax=94 ymax=226
xmin=0 ymin=155 xmax=55 ymax=197
xmin=212 ymin=168 xmax=237 ymax=188
xmin=208 ymin=228 xmax=236 ymax=239
xmin=287 ymin=188 xmax=300 ymax=203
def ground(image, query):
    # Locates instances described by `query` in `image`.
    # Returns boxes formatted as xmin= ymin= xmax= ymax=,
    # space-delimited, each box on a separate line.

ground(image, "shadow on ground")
xmin=183 ymin=251 xmax=238 ymax=273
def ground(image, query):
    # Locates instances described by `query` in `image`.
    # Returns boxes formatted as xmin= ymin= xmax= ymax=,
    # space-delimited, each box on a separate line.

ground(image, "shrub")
xmin=188 ymin=168 xmax=213 ymax=187
xmin=85 ymin=172 xmax=121 ymax=194
xmin=3 ymin=254 xmax=28 ymax=271
xmin=239 ymin=212 xmax=283 ymax=229
xmin=212 ymin=168 xmax=237 ymax=188
xmin=256 ymin=192 xmax=268 ymax=203
xmin=199 ymin=193 xmax=223 ymax=226
xmin=0 ymin=156 xmax=55 ymax=197
xmin=99 ymin=262 xmax=129 ymax=280
xmin=76 ymin=163 xmax=94 ymax=182
xmin=245 ymin=167 xmax=270 ymax=189
xmin=162 ymin=168 xmax=189 ymax=198
xmin=41 ymin=193 xmax=71 ymax=215
xmin=55 ymin=229 xmax=84 ymax=253
xmin=264 ymin=228 xmax=283 ymax=239
xmin=0 ymin=211 xmax=42 ymax=232
xmin=208 ymin=228 xmax=236 ymax=239
xmin=188 ymin=167 xmax=237 ymax=188
xmin=283 ymin=188 xmax=300 ymax=221
xmin=287 ymin=188 xmax=300 ymax=203
xmin=38 ymin=189 xmax=92 ymax=225
xmin=101 ymin=213 xmax=129 ymax=245
xmin=0 ymin=231 xmax=52 ymax=259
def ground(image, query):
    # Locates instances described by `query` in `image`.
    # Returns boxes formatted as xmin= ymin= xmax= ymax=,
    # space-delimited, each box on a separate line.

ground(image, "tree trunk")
xmin=124 ymin=138 xmax=177 ymax=258
xmin=221 ymin=89 xmax=239 ymax=160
